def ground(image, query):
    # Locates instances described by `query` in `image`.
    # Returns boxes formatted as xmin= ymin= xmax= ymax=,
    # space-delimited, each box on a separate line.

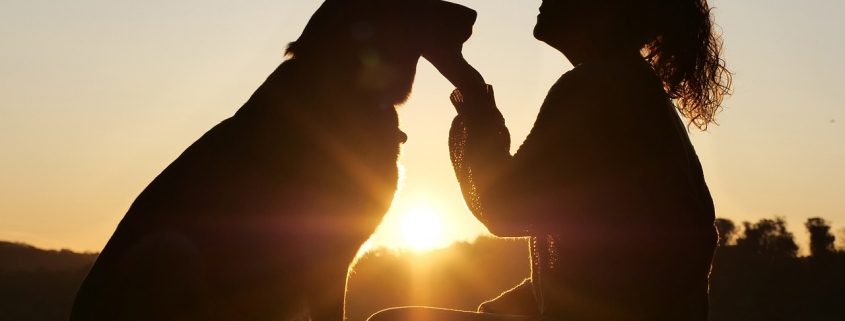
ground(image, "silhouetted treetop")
xmin=736 ymin=217 xmax=798 ymax=258
xmin=715 ymin=218 xmax=736 ymax=247
xmin=838 ymin=228 xmax=845 ymax=251
xmin=805 ymin=217 xmax=836 ymax=258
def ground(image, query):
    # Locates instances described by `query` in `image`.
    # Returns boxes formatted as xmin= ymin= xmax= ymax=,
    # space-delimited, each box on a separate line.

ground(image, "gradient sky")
xmin=1 ymin=0 xmax=843 ymax=253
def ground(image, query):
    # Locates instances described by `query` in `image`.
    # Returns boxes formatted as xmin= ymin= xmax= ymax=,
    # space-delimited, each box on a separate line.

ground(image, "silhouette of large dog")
xmin=70 ymin=1 xmax=475 ymax=321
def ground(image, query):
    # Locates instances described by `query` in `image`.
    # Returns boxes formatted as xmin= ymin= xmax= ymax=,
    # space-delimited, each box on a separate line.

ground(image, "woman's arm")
xmin=427 ymin=55 xmax=649 ymax=238
xmin=424 ymin=39 xmax=532 ymax=236
xmin=448 ymin=86 xmax=529 ymax=236
xmin=424 ymin=52 xmax=554 ymax=236
xmin=446 ymin=65 xmax=656 ymax=237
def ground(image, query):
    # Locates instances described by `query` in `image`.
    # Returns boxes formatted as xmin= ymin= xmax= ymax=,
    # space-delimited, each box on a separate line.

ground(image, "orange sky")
xmin=1 ymin=0 xmax=843 ymax=253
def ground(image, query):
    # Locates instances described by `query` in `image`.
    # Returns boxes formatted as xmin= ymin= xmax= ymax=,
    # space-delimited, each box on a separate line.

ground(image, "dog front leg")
xmin=307 ymin=267 xmax=349 ymax=321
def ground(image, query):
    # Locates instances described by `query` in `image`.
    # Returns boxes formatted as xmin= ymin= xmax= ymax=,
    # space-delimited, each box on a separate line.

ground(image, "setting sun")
xmin=399 ymin=207 xmax=449 ymax=251
xmin=364 ymin=196 xmax=490 ymax=255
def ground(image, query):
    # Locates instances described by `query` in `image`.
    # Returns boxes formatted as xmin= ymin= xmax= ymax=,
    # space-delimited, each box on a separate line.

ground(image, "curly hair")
xmin=639 ymin=0 xmax=732 ymax=130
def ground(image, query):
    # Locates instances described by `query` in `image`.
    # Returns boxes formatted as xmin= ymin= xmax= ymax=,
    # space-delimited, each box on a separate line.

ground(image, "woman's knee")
xmin=368 ymin=307 xmax=483 ymax=321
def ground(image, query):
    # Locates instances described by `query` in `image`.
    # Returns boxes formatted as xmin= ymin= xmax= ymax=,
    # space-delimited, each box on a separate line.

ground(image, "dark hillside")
xmin=0 ymin=242 xmax=96 ymax=321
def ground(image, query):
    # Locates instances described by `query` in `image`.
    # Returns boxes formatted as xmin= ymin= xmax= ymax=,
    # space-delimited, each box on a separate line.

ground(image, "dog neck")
xmin=285 ymin=57 xmax=400 ymax=108
xmin=233 ymin=57 xmax=402 ymax=130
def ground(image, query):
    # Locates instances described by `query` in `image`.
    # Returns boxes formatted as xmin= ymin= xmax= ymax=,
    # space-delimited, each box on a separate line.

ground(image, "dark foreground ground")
xmin=2 ymin=233 xmax=843 ymax=321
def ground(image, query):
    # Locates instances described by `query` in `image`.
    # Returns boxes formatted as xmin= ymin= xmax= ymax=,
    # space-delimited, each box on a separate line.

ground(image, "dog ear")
xmin=287 ymin=0 xmax=350 ymax=58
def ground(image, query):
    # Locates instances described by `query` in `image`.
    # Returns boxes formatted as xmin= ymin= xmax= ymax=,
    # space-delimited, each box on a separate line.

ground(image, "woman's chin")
xmin=533 ymin=22 xmax=549 ymax=42
xmin=534 ymin=14 xmax=560 ymax=40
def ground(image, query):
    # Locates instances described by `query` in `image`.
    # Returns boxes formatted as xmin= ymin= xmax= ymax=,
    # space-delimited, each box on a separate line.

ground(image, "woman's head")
xmin=535 ymin=0 xmax=732 ymax=130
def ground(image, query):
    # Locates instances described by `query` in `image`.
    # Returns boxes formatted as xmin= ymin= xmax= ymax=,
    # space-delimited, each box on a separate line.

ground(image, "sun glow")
xmin=363 ymin=198 xmax=490 ymax=256
xmin=399 ymin=207 xmax=449 ymax=251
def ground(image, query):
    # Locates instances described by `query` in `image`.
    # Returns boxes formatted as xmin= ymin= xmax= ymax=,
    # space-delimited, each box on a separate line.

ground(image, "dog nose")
xmin=435 ymin=1 xmax=477 ymax=32
xmin=398 ymin=130 xmax=408 ymax=144
xmin=442 ymin=1 xmax=477 ymax=21
xmin=425 ymin=1 xmax=477 ymax=43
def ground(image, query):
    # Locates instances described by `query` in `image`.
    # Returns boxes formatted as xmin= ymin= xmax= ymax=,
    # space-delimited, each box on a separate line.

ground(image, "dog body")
xmin=70 ymin=1 xmax=476 ymax=321
xmin=71 ymin=63 xmax=403 ymax=321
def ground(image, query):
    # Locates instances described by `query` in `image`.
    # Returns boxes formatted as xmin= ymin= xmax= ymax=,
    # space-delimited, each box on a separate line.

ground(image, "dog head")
xmin=286 ymin=0 xmax=477 ymax=105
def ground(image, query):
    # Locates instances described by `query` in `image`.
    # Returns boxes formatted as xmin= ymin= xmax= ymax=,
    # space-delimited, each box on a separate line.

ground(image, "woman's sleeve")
xmin=448 ymin=85 xmax=534 ymax=237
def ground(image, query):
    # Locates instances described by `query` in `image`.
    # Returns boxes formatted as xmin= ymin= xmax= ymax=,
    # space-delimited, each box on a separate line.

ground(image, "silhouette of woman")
xmin=371 ymin=0 xmax=731 ymax=321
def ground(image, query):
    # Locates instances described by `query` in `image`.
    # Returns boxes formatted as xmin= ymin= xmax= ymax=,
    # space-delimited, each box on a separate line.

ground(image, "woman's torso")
xmin=526 ymin=55 xmax=717 ymax=321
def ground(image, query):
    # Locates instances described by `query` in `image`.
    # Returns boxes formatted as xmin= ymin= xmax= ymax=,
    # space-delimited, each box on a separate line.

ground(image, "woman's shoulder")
xmin=534 ymin=54 xmax=680 ymax=146
xmin=561 ymin=54 xmax=659 ymax=90
xmin=548 ymin=55 xmax=668 ymax=114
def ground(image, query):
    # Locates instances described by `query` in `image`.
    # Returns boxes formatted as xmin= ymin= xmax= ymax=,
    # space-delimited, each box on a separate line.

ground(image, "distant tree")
xmin=735 ymin=217 xmax=798 ymax=258
xmin=805 ymin=217 xmax=836 ymax=258
xmin=714 ymin=218 xmax=737 ymax=247
xmin=838 ymin=228 xmax=845 ymax=251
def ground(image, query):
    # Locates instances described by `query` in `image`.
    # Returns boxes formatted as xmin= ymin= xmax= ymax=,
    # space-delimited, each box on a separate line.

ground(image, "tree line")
xmin=709 ymin=217 xmax=845 ymax=321
xmin=0 ymin=216 xmax=843 ymax=321
xmin=714 ymin=216 xmax=842 ymax=258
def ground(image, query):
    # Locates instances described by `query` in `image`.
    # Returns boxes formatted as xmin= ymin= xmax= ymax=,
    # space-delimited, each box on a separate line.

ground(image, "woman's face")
xmin=534 ymin=0 xmax=635 ymax=60
xmin=533 ymin=0 xmax=587 ymax=45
